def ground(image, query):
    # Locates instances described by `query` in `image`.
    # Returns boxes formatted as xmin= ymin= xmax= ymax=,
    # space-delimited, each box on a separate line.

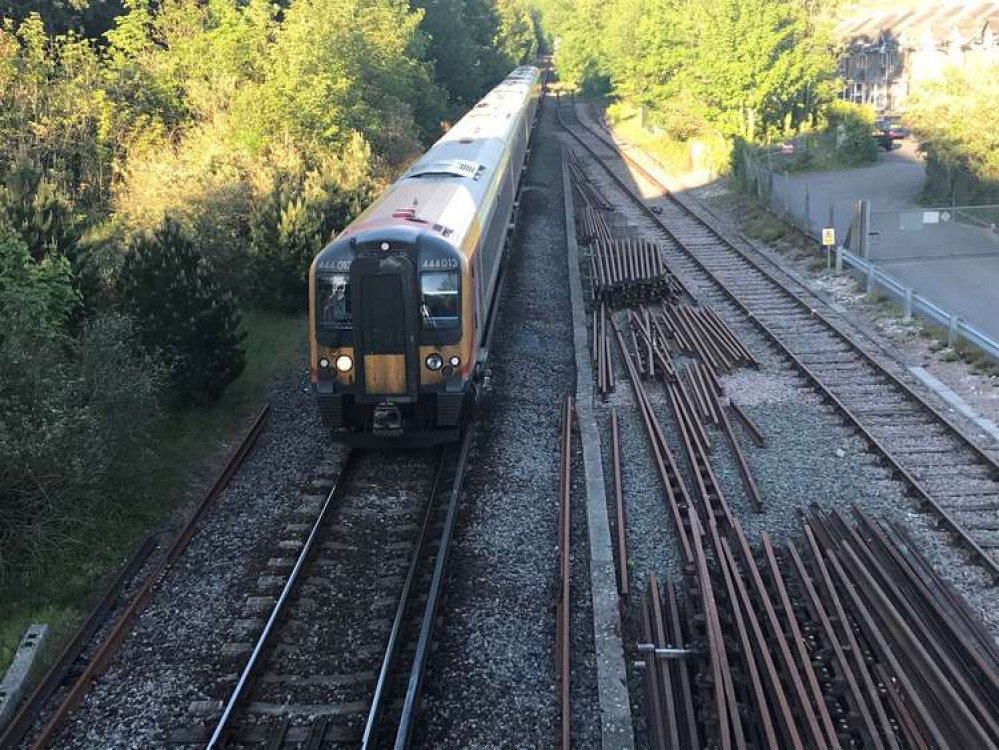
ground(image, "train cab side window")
xmin=318 ymin=273 xmax=352 ymax=328
xmin=420 ymin=271 xmax=459 ymax=329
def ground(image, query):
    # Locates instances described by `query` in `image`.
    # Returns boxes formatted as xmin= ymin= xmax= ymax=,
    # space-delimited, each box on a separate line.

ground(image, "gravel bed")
xmin=416 ymin=97 xmax=582 ymax=748
xmin=42 ymin=358 xmax=340 ymax=750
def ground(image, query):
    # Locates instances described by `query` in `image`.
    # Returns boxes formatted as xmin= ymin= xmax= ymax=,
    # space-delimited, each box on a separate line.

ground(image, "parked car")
xmin=873 ymin=115 xmax=911 ymax=150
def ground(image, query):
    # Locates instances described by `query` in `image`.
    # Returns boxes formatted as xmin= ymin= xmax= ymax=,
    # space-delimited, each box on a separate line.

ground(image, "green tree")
xmin=250 ymin=137 xmax=375 ymax=311
xmin=0 ymin=160 xmax=79 ymax=260
xmin=0 ymin=221 xmax=78 ymax=343
xmin=544 ymin=0 xmax=837 ymax=142
xmin=119 ymin=218 xmax=245 ymax=405
xmin=908 ymin=63 xmax=999 ymax=205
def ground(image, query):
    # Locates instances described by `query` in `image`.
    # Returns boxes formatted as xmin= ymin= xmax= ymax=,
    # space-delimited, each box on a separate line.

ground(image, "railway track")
xmin=197 ymin=429 xmax=472 ymax=749
xmin=556 ymin=96 xmax=999 ymax=578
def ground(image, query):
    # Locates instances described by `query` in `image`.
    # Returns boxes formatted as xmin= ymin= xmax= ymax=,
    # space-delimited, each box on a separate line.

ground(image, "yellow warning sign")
xmin=822 ymin=227 xmax=835 ymax=246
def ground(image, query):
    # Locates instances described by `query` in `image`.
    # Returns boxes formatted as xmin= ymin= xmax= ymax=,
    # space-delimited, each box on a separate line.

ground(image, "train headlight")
xmin=448 ymin=356 xmax=461 ymax=367
xmin=425 ymin=353 xmax=444 ymax=371
xmin=319 ymin=357 xmax=331 ymax=369
xmin=335 ymin=355 xmax=353 ymax=373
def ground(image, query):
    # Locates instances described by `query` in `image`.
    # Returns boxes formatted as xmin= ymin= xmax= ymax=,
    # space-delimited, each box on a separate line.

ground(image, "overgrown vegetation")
xmin=0 ymin=0 xmax=538 ymax=613
xmin=908 ymin=62 xmax=999 ymax=206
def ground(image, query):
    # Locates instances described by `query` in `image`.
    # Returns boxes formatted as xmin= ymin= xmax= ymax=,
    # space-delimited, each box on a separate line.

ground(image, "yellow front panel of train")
xmin=364 ymin=354 xmax=406 ymax=394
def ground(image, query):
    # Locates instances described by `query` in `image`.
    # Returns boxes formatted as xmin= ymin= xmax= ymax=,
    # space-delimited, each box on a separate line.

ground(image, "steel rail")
xmin=392 ymin=423 xmax=475 ymax=750
xmin=205 ymin=447 xmax=359 ymax=750
xmin=556 ymin=100 xmax=999 ymax=580
xmin=759 ymin=535 xmax=840 ymax=749
xmin=640 ymin=580 xmax=670 ymax=750
xmin=730 ymin=402 xmax=766 ymax=448
xmin=611 ymin=409 xmax=629 ymax=597
xmin=361 ymin=447 xmax=450 ymax=748
xmin=556 ymin=395 xmax=573 ymax=750
xmin=784 ymin=541 xmax=889 ymax=750
xmin=708 ymin=526 xmax=780 ymax=750
xmin=645 ymin=578 xmax=681 ymax=750
xmin=20 ymin=403 xmax=270 ymax=750
xmin=800 ymin=523 xmax=902 ymax=749
xmin=613 ymin=323 xmax=695 ymax=563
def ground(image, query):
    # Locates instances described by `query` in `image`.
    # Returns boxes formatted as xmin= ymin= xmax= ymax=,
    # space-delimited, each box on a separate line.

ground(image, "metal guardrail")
xmin=741 ymin=153 xmax=999 ymax=362
xmin=833 ymin=245 xmax=999 ymax=361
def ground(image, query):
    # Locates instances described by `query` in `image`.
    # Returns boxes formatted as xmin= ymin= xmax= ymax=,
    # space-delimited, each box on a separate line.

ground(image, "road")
xmin=784 ymin=141 xmax=999 ymax=345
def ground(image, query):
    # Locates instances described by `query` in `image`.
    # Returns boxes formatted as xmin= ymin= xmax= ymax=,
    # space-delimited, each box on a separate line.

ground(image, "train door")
xmin=351 ymin=253 xmax=419 ymax=400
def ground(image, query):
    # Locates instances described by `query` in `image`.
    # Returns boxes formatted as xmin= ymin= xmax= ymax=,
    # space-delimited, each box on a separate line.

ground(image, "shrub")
xmin=119 ymin=217 xmax=246 ymax=406
xmin=826 ymin=100 xmax=878 ymax=167
xmin=249 ymin=145 xmax=375 ymax=311
xmin=0 ymin=312 xmax=163 ymax=583
xmin=0 ymin=159 xmax=80 ymax=261
xmin=248 ymin=181 xmax=324 ymax=312
xmin=0 ymin=221 xmax=78 ymax=341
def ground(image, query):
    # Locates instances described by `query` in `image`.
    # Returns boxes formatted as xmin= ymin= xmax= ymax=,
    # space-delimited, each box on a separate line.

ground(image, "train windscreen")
xmin=318 ymin=274 xmax=351 ymax=328
xmin=420 ymin=271 xmax=459 ymax=329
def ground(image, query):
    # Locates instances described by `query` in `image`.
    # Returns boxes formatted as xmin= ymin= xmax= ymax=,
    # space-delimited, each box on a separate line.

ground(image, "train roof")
xmin=317 ymin=66 xmax=541 ymax=257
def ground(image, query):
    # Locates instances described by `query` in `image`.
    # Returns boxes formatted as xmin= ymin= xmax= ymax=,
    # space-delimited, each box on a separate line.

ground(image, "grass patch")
xmin=0 ymin=309 xmax=306 ymax=676
xmin=745 ymin=212 xmax=788 ymax=244
xmin=864 ymin=291 xmax=902 ymax=321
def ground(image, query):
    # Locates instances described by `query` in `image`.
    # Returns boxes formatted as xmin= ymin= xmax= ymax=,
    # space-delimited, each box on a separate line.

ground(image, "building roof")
xmin=837 ymin=1 xmax=999 ymax=48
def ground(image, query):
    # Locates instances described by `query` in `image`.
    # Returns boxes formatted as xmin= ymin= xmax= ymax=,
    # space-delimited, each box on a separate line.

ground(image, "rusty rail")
xmin=611 ymin=409 xmax=629 ymax=597
xmin=556 ymin=395 xmax=574 ymax=750
xmin=639 ymin=504 xmax=999 ymax=750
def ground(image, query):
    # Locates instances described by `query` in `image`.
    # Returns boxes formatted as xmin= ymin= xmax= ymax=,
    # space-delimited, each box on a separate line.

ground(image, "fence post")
xmin=804 ymin=182 xmax=811 ymax=233
xmin=948 ymin=314 xmax=959 ymax=347
xmin=866 ymin=262 xmax=876 ymax=292
xmin=860 ymin=199 xmax=871 ymax=259
xmin=783 ymin=171 xmax=790 ymax=218
xmin=903 ymin=287 xmax=914 ymax=320
xmin=835 ymin=245 xmax=843 ymax=273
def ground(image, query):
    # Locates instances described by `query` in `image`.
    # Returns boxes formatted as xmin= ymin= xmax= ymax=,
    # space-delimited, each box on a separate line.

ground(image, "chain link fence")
xmin=741 ymin=152 xmax=999 ymax=362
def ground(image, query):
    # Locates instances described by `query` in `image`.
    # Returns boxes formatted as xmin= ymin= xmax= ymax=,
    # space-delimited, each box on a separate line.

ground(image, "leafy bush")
xmin=0 ymin=160 xmax=80 ymax=260
xmin=0 ymin=222 xmax=162 ymax=581
xmin=119 ymin=218 xmax=246 ymax=405
xmin=0 ymin=313 xmax=163 ymax=583
xmin=909 ymin=64 xmax=999 ymax=205
xmin=249 ymin=141 xmax=375 ymax=311
xmin=0 ymin=221 xmax=78 ymax=339
xmin=825 ymin=100 xmax=878 ymax=167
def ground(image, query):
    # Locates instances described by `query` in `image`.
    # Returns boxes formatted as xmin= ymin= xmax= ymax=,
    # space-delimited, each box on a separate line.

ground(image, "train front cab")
xmin=311 ymin=231 xmax=474 ymax=447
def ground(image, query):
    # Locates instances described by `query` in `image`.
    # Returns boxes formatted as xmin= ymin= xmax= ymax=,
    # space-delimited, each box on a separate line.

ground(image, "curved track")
xmin=556 ymin=97 xmax=999 ymax=578
xmin=201 ymin=429 xmax=473 ymax=750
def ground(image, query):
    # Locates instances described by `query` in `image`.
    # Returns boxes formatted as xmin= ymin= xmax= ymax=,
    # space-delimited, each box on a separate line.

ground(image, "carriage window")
xmin=420 ymin=271 xmax=459 ymax=329
xmin=318 ymin=273 xmax=351 ymax=328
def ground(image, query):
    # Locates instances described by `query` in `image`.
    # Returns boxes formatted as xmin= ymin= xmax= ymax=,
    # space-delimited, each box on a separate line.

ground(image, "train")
xmin=308 ymin=66 xmax=543 ymax=446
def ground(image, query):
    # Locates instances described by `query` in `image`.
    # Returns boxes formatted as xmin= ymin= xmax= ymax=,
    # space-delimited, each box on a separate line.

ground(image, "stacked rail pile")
xmin=589 ymin=238 xmax=678 ymax=307
xmin=569 ymin=151 xmax=679 ymax=308
xmin=639 ymin=507 xmax=999 ymax=750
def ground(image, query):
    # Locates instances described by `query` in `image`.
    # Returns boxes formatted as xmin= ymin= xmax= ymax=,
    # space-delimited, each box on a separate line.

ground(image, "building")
xmin=837 ymin=1 xmax=999 ymax=113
